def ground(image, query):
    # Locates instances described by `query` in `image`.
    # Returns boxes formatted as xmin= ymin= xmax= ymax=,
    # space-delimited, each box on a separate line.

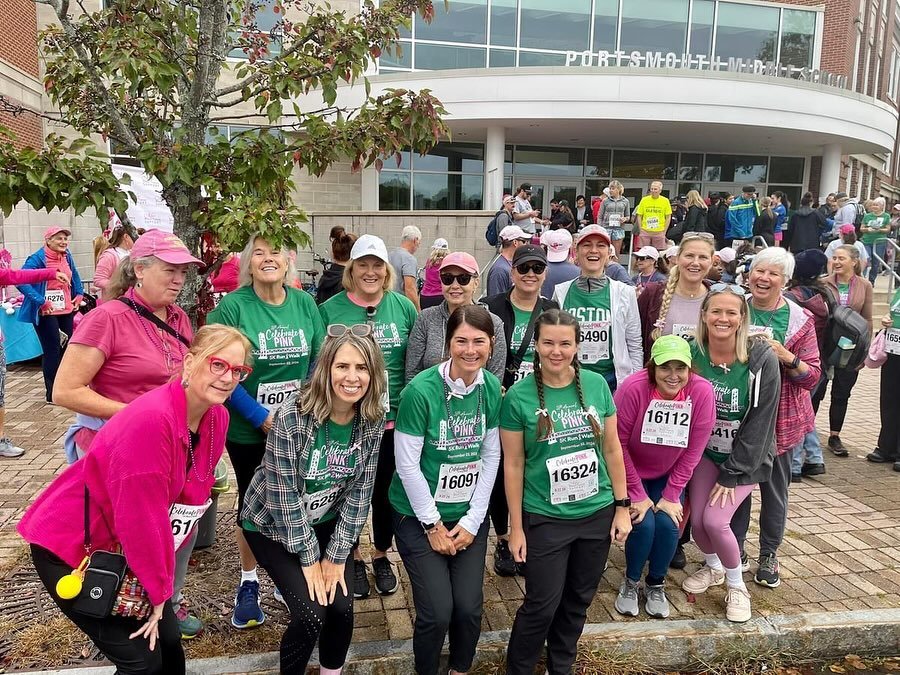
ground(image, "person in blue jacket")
xmin=725 ymin=185 xmax=761 ymax=245
xmin=17 ymin=226 xmax=84 ymax=402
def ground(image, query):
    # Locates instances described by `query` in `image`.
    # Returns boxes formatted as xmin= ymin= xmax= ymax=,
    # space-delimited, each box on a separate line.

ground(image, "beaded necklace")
xmin=124 ymin=289 xmax=185 ymax=373
xmin=186 ymin=415 xmax=214 ymax=483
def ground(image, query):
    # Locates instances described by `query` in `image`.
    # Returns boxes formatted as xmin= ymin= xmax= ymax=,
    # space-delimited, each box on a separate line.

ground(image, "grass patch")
xmin=472 ymin=645 xmax=656 ymax=674
xmin=686 ymin=641 xmax=804 ymax=675
xmin=4 ymin=615 xmax=86 ymax=669
xmin=0 ymin=543 xmax=30 ymax=579
xmin=185 ymin=623 xmax=283 ymax=660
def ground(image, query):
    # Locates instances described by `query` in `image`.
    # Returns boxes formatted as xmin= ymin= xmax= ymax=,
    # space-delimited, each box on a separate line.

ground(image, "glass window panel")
xmin=228 ymin=0 xmax=282 ymax=58
xmin=518 ymin=51 xmax=568 ymax=67
xmin=520 ymin=0 xmax=592 ymax=52
xmin=399 ymin=16 xmax=411 ymax=39
xmin=505 ymin=145 xmax=514 ymax=175
xmin=612 ymin=150 xmax=678 ymax=180
xmin=781 ymin=9 xmax=816 ymax=69
xmin=766 ymin=185 xmax=801 ymax=211
xmin=381 ymin=149 xmax=411 ymax=171
xmin=515 ymin=146 xmax=585 ymax=177
xmin=414 ymin=0 xmax=487 ymax=44
xmin=413 ymin=173 xmax=483 ymax=209
xmin=585 ymin=149 xmax=611 ymax=178
xmin=620 ymin=0 xmax=688 ymax=56
xmin=379 ymin=171 xmax=411 ymax=210
xmin=703 ymin=154 xmax=767 ymax=182
xmin=490 ymin=0 xmax=517 ymax=47
xmin=413 ymin=142 xmax=484 ymax=173
xmin=593 ymin=0 xmax=618 ymax=52
xmin=462 ymin=174 xmax=484 ymax=209
xmin=715 ymin=2 xmax=779 ymax=62
xmin=381 ymin=42 xmax=412 ymax=69
xmin=585 ymin=179 xmax=605 ymax=206
xmin=415 ymin=44 xmax=486 ymax=70
xmin=689 ymin=0 xmax=714 ymax=57
xmin=678 ymin=182 xmax=701 ymax=197
xmin=489 ymin=49 xmax=517 ymax=68
xmin=679 ymin=153 xmax=703 ymax=180
xmin=768 ymin=157 xmax=805 ymax=184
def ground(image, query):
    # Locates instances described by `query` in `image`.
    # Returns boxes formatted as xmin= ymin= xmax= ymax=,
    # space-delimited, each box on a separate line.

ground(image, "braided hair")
xmin=650 ymin=236 xmax=715 ymax=341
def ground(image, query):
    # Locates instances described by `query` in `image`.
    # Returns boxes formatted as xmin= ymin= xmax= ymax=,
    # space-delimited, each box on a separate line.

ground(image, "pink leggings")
xmin=688 ymin=457 xmax=756 ymax=569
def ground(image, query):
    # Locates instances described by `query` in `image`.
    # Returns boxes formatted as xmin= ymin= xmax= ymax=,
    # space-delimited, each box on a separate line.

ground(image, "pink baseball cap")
xmin=44 ymin=226 xmax=71 ymax=239
xmin=130 ymin=229 xmax=203 ymax=266
xmin=839 ymin=223 xmax=856 ymax=235
xmin=575 ymin=224 xmax=612 ymax=246
xmin=541 ymin=229 xmax=573 ymax=262
xmin=440 ymin=252 xmax=479 ymax=274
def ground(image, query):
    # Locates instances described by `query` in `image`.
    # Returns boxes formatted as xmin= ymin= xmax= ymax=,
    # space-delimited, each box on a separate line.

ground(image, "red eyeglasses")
xmin=207 ymin=356 xmax=253 ymax=382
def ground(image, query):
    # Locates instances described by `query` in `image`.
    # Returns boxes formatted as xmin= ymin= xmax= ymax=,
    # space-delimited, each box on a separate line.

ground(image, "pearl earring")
xmin=136 ymin=281 xmax=143 ymax=288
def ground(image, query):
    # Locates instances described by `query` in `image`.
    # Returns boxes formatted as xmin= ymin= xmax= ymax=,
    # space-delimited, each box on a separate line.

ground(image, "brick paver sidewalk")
xmin=0 ymin=361 xmax=898 ymax=669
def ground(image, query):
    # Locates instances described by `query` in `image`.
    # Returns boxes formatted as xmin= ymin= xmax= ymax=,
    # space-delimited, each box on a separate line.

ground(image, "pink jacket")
xmin=615 ymin=370 xmax=717 ymax=503
xmin=0 ymin=267 xmax=57 ymax=287
xmin=18 ymin=380 xmax=228 ymax=605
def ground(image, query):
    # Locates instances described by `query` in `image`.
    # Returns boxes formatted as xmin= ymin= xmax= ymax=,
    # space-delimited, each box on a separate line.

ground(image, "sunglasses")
xmin=682 ymin=232 xmax=715 ymax=242
xmin=635 ymin=256 xmax=652 ymax=262
xmin=709 ymin=282 xmax=746 ymax=296
xmin=207 ymin=356 xmax=253 ymax=382
xmin=327 ymin=323 xmax=373 ymax=338
xmin=440 ymin=272 xmax=473 ymax=286
xmin=515 ymin=262 xmax=546 ymax=275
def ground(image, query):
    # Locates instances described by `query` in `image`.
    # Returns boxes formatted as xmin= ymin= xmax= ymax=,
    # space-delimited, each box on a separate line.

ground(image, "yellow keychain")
xmin=56 ymin=556 xmax=89 ymax=600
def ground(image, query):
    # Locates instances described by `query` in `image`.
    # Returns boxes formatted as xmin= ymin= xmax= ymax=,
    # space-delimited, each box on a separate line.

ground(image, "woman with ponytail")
xmin=502 ymin=309 xmax=631 ymax=675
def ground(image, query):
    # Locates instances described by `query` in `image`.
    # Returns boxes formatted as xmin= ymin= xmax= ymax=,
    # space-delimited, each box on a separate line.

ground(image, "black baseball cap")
xmin=512 ymin=244 xmax=547 ymax=266
xmin=741 ymin=184 xmax=757 ymax=194
xmin=519 ymin=183 xmax=532 ymax=193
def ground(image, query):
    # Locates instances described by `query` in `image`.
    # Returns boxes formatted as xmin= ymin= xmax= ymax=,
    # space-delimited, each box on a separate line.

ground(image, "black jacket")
xmin=707 ymin=202 xmax=728 ymax=238
xmin=315 ymin=263 xmax=345 ymax=305
xmin=684 ymin=205 xmax=708 ymax=234
xmin=482 ymin=289 xmax=559 ymax=390
xmin=573 ymin=204 xmax=594 ymax=226
xmin=753 ymin=211 xmax=775 ymax=246
xmin=787 ymin=206 xmax=828 ymax=253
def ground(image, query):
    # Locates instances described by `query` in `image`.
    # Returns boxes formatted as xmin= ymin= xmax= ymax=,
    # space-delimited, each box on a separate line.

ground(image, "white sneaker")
xmin=681 ymin=565 xmax=725 ymax=594
xmin=725 ymin=585 xmax=752 ymax=623
xmin=0 ymin=438 xmax=25 ymax=458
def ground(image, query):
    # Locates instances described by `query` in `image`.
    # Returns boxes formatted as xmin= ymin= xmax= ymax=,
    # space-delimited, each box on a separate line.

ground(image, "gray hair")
xmin=401 ymin=225 xmax=422 ymax=243
xmin=103 ymin=254 xmax=160 ymax=301
xmin=238 ymin=234 xmax=297 ymax=288
xmin=749 ymin=246 xmax=795 ymax=282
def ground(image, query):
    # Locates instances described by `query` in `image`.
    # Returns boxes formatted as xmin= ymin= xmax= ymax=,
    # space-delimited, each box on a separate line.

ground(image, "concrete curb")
xmin=15 ymin=608 xmax=900 ymax=674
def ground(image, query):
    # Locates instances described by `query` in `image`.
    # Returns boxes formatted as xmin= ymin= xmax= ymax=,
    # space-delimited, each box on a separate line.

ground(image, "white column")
xmin=484 ymin=125 xmax=506 ymax=210
xmin=820 ymin=143 xmax=842 ymax=196
xmin=360 ymin=166 xmax=379 ymax=211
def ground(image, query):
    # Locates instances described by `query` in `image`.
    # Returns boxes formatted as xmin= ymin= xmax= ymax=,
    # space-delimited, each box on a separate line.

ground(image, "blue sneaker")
xmin=231 ymin=580 xmax=265 ymax=629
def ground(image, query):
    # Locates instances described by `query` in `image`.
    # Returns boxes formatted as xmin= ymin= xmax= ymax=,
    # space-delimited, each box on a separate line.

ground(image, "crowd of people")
xmin=7 ymin=175 xmax=900 ymax=675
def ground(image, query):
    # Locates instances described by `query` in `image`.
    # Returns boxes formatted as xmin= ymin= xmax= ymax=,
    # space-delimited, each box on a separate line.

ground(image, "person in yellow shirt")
xmin=634 ymin=181 xmax=673 ymax=250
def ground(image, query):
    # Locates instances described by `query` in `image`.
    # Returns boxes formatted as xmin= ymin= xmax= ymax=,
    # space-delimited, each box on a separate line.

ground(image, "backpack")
xmin=827 ymin=304 xmax=871 ymax=370
xmin=485 ymin=210 xmax=503 ymax=246
xmin=853 ymin=201 xmax=866 ymax=230
xmin=785 ymin=285 xmax=835 ymax=359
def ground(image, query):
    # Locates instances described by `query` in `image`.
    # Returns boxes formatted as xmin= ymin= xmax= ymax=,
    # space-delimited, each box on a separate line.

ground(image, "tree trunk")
xmin=163 ymin=182 xmax=204 ymax=329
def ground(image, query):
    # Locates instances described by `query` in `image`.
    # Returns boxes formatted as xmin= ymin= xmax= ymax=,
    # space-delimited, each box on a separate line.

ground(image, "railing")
xmin=872 ymin=237 xmax=900 ymax=297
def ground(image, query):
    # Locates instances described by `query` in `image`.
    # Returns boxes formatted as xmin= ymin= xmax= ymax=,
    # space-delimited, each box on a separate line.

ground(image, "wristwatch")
xmin=421 ymin=521 xmax=440 ymax=533
xmin=790 ymin=355 xmax=801 ymax=369
xmin=613 ymin=498 xmax=631 ymax=508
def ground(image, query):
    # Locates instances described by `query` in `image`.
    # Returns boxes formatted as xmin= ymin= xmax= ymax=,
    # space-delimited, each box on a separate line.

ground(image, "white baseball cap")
xmin=431 ymin=237 xmax=449 ymax=250
xmin=350 ymin=234 xmax=389 ymax=263
xmin=541 ymin=229 xmax=573 ymax=262
xmin=663 ymin=246 xmax=679 ymax=259
xmin=499 ymin=225 xmax=529 ymax=242
xmin=716 ymin=247 xmax=737 ymax=263
xmin=635 ymin=245 xmax=660 ymax=261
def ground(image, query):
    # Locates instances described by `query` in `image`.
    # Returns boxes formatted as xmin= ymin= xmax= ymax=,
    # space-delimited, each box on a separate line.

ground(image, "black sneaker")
xmin=669 ymin=544 xmax=686 ymax=570
xmin=372 ymin=556 xmax=399 ymax=595
xmin=791 ymin=473 xmax=802 ymax=483
xmin=866 ymin=449 xmax=893 ymax=463
xmin=801 ymin=463 xmax=826 ymax=477
xmin=894 ymin=461 xmax=900 ymax=473
xmin=754 ymin=554 xmax=781 ymax=588
xmin=828 ymin=436 xmax=848 ymax=457
xmin=493 ymin=539 xmax=517 ymax=577
xmin=353 ymin=559 xmax=370 ymax=599
xmin=516 ymin=560 xmax=527 ymax=577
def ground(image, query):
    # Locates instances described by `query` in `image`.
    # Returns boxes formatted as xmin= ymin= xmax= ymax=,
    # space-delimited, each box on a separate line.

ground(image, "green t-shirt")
xmin=509 ymin=304 xmax=536 ymax=384
xmin=207 ymin=286 xmax=325 ymax=443
xmin=303 ymin=419 xmax=357 ymax=525
xmin=748 ymin=303 xmax=789 ymax=344
xmin=690 ymin=342 xmax=750 ymax=464
xmin=861 ymin=212 xmax=890 ymax=245
xmin=499 ymin=369 xmax=616 ymax=519
xmin=319 ymin=291 xmax=417 ymax=422
xmin=562 ymin=282 xmax=614 ymax=377
xmin=389 ymin=366 xmax=502 ymax=522
xmin=838 ymin=282 xmax=850 ymax=306
xmin=891 ymin=288 xmax=900 ymax=329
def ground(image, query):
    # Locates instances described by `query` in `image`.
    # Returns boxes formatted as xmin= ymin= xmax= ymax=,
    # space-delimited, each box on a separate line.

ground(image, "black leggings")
xmin=820 ymin=366 xmax=860 ymax=433
xmin=243 ymin=521 xmax=354 ymax=674
xmin=489 ymin=448 xmax=509 ymax=537
xmin=225 ymin=439 xmax=267 ymax=517
xmin=35 ymin=312 xmax=74 ymax=402
xmin=369 ymin=429 xmax=396 ymax=552
xmin=31 ymin=544 xmax=184 ymax=675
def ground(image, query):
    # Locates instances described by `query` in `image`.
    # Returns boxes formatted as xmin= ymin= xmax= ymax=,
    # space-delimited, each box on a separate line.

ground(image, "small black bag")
xmin=72 ymin=550 xmax=127 ymax=618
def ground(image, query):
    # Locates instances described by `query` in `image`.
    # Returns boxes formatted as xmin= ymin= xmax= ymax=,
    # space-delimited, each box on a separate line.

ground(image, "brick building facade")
xmin=0 ymin=0 xmax=42 ymax=151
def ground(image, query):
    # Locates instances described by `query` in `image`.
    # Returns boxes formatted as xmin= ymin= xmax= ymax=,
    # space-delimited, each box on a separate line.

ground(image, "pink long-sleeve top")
xmin=614 ymin=369 xmax=717 ymax=504
xmin=0 ymin=267 xmax=56 ymax=340
xmin=18 ymin=380 xmax=228 ymax=605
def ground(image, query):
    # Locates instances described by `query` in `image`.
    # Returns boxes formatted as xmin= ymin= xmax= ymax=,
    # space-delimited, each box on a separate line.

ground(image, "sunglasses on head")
xmin=515 ymin=262 xmax=546 ymax=275
xmin=709 ymin=282 xmax=746 ymax=296
xmin=327 ymin=323 xmax=374 ymax=338
xmin=682 ymin=232 xmax=715 ymax=242
xmin=440 ymin=272 xmax=473 ymax=286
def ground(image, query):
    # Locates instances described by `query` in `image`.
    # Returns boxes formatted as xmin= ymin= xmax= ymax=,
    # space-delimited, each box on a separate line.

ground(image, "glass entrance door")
xmin=518 ymin=179 xmax=584 ymax=229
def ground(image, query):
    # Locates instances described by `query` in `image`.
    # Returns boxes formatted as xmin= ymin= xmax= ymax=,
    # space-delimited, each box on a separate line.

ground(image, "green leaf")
xmin=267 ymin=99 xmax=283 ymax=123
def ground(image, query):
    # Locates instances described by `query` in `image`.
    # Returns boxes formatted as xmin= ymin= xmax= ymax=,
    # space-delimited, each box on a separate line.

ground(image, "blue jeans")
xmin=791 ymin=429 xmax=825 ymax=474
xmin=865 ymin=241 xmax=886 ymax=284
xmin=623 ymin=475 xmax=681 ymax=585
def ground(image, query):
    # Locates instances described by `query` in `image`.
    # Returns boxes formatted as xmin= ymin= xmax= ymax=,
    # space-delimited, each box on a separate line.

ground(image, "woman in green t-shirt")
xmin=870 ymin=288 xmax=900 ymax=469
xmin=390 ymin=305 xmax=502 ymax=675
xmin=241 ymin=329 xmax=386 ymax=675
xmin=861 ymin=197 xmax=891 ymax=283
xmin=501 ymin=309 xmax=631 ymax=675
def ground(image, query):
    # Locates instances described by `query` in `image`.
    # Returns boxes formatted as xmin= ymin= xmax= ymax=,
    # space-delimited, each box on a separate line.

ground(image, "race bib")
xmin=608 ymin=214 xmax=621 ymax=228
xmin=578 ymin=321 xmax=610 ymax=362
xmin=640 ymin=399 xmax=692 ymax=448
xmin=645 ymin=216 xmax=661 ymax=231
xmin=256 ymin=380 xmax=299 ymax=413
xmin=434 ymin=461 xmax=481 ymax=504
xmin=671 ymin=323 xmax=695 ymax=340
xmin=170 ymin=500 xmax=212 ymax=550
xmin=546 ymin=450 xmax=599 ymax=505
xmin=514 ymin=361 xmax=534 ymax=382
xmin=707 ymin=419 xmax=740 ymax=454
xmin=46 ymin=290 xmax=66 ymax=311
xmin=303 ymin=484 xmax=344 ymax=524
xmin=885 ymin=328 xmax=900 ymax=355
xmin=748 ymin=325 xmax=773 ymax=339
xmin=381 ymin=369 xmax=390 ymax=412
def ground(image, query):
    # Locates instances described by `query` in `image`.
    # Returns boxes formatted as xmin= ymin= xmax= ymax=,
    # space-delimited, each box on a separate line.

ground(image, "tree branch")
xmin=211 ymin=32 xmax=315 ymax=99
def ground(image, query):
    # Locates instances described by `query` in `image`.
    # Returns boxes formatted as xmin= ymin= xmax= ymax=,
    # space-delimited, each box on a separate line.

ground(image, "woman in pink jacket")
xmin=18 ymin=325 xmax=251 ymax=675
xmin=613 ymin=335 xmax=716 ymax=619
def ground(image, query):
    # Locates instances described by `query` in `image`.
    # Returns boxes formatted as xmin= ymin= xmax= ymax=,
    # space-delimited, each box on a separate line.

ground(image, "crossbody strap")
xmin=506 ymin=301 xmax=543 ymax=375
xmin=117 ymin=297 xmax=191 ymax=347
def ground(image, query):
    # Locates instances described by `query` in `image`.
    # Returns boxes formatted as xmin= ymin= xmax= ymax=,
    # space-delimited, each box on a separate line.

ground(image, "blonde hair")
xmin=342 ymin=257 xmax=396 ymax=293
xmin=298 ymin=333 xmax=387 ymax=424
xmin=651 ymin=237 xmax=716 ymax=341
xmin=103 ymin=254 xmax=157 ymax=301
xmin=427 ymin=248 xmax=450 ymax=268
xmin=694 ymin=290 xmax=751 ymax=364
xmin=93 ymin=236 xmax=110 ymax=265
xmin=238 ymin=234 xmax=297 ymax=288
xmin=183 ymin=325 xmax=253 ymax=379
xmin=685 ymin=190 xmax=707 ymax=210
